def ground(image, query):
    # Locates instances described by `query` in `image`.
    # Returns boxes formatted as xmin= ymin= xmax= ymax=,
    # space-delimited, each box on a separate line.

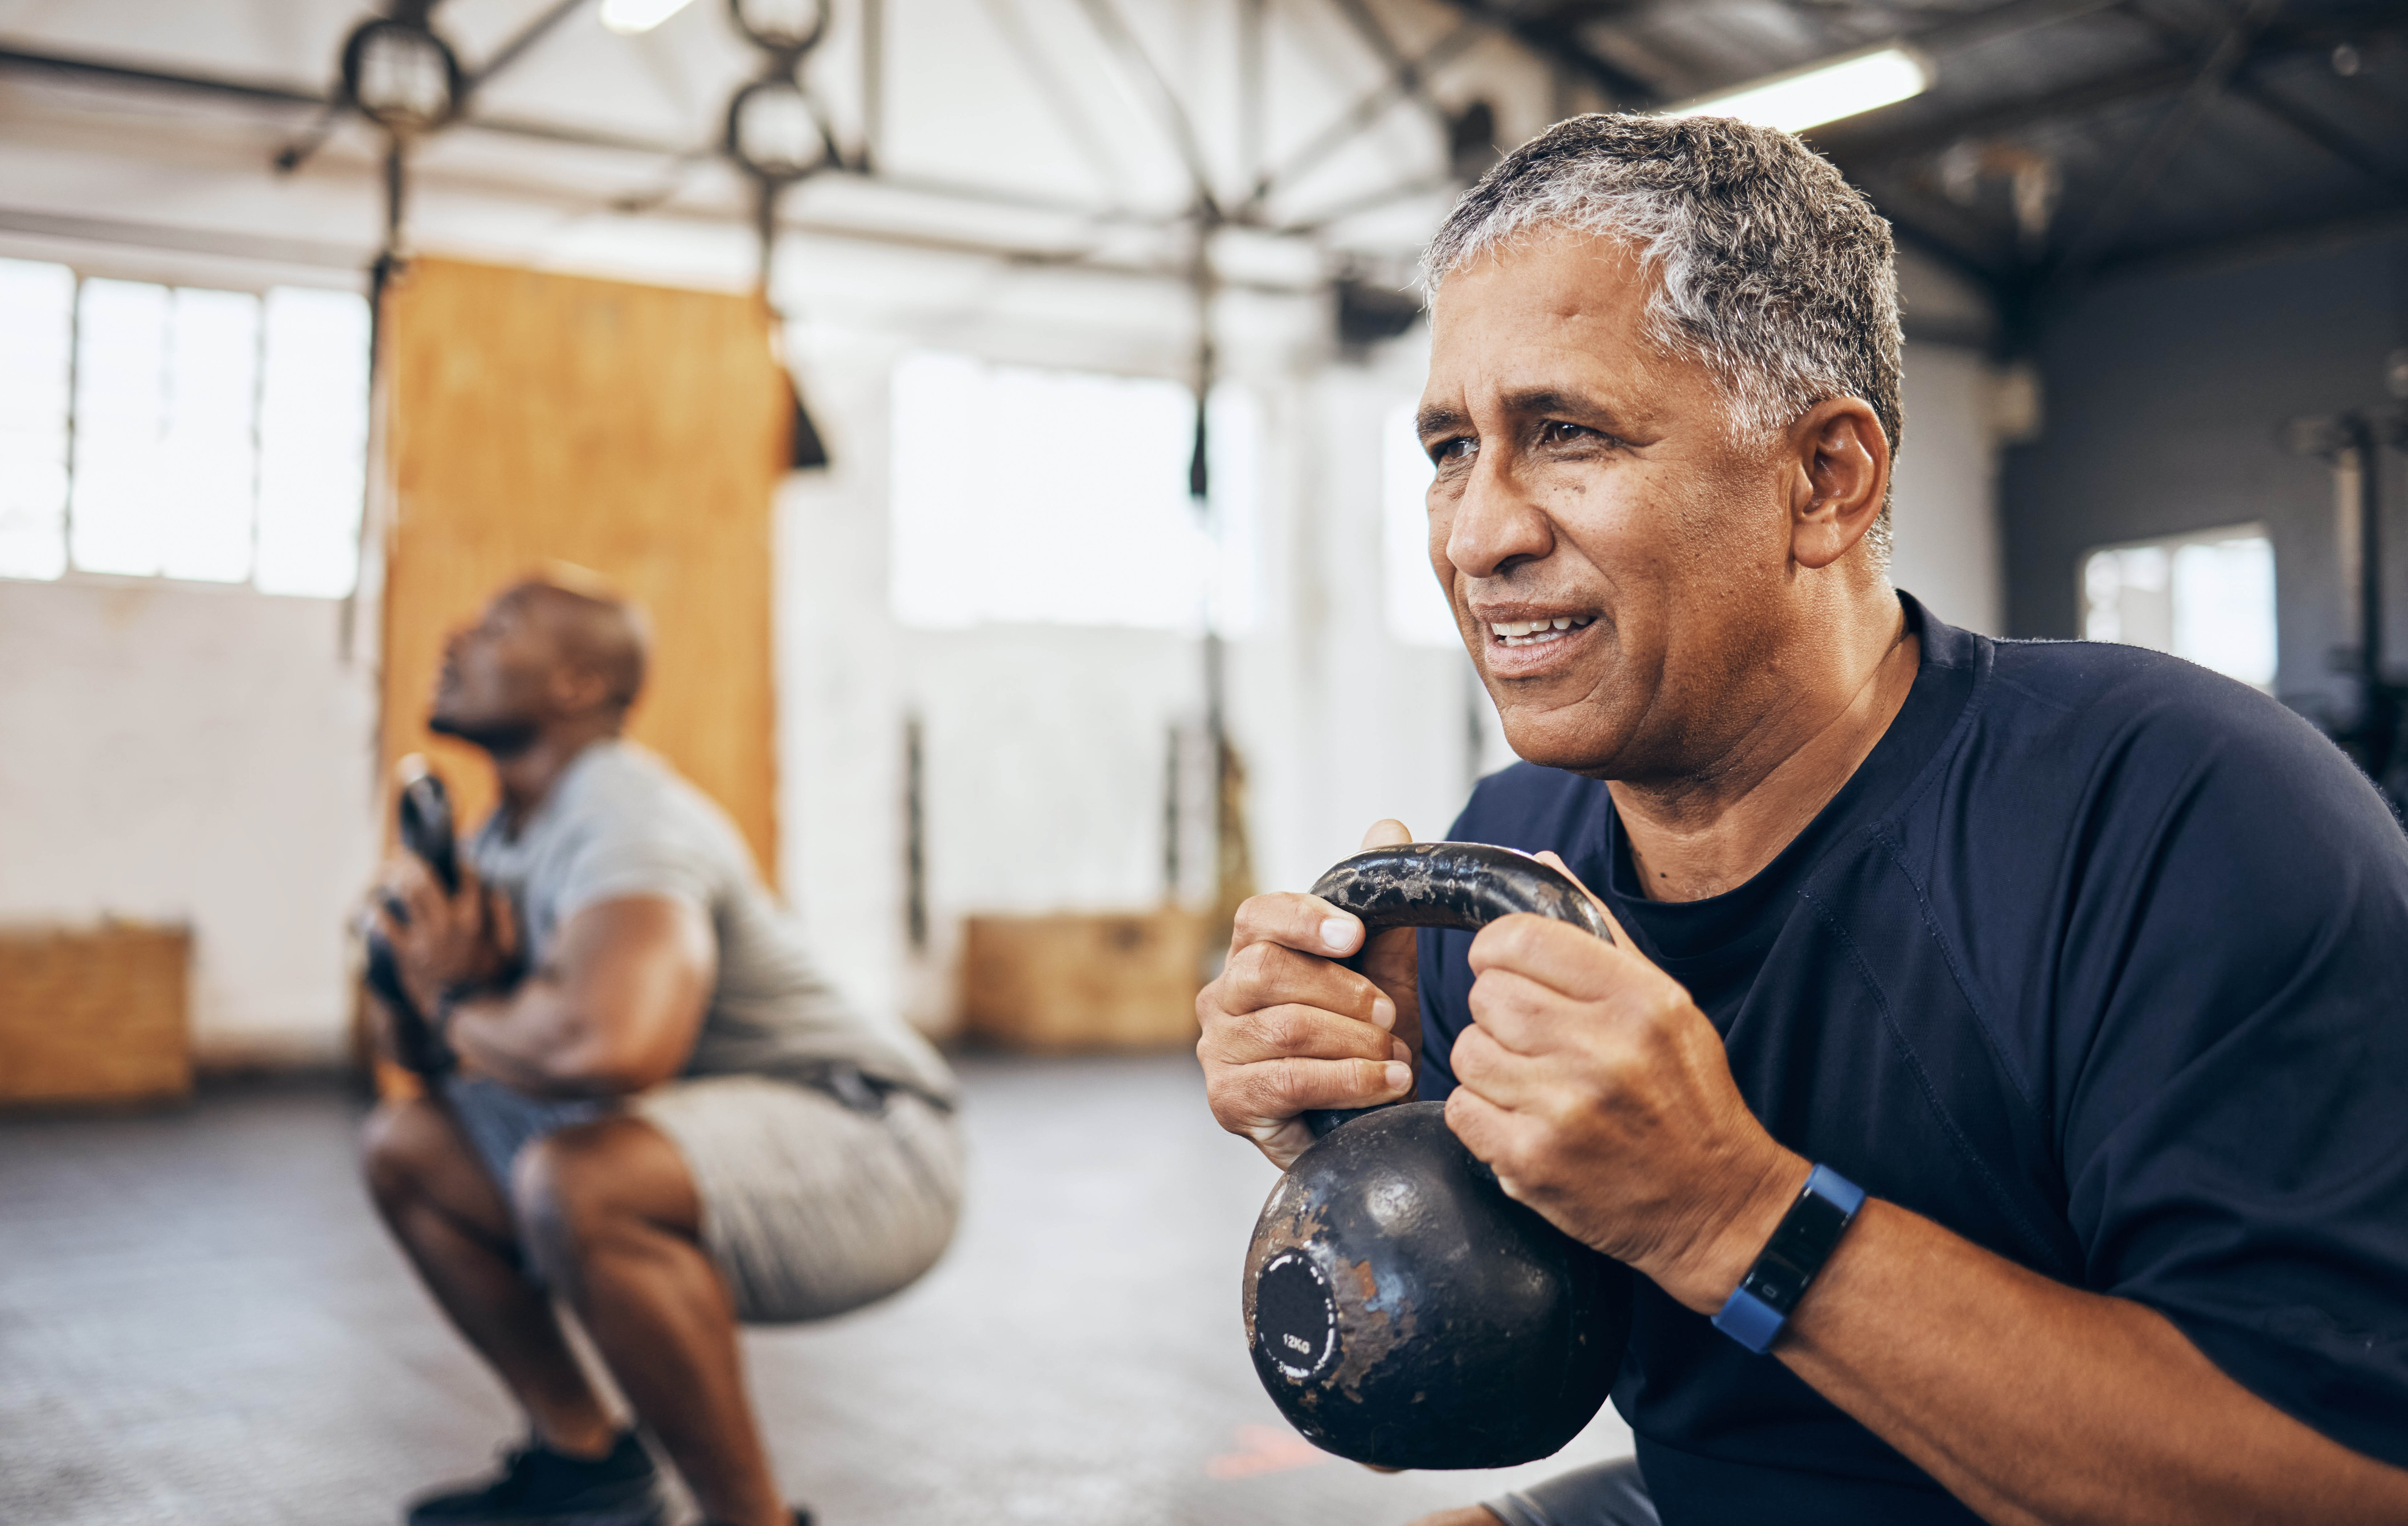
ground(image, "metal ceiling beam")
xmin=2229 ymin=74 xmax=2408 ymax=201
xmin=0 ymin=42 xmax=323 ymax=109
xmin=975 ymin=0 xmax=1132 ymax=206
xmin=1441 ymin=2 xmax=1655 ymax=102
xmin=1068 ymin=0 xmax=1220 ymax=210
xmin=462 ymin=0 xmax=592 ymax=99
xmin=2082 ymin=193 xmax=2408 ymax=282
xmin=1816 ymin=10 xmax=2408 ymax=167
xmin=1244 ymin=17 xmax=1484 ymax=211
xmin=0 ymin=40 xmax=1186 ymax=229
xmin=1322 ymin=0 xmax=1454 ymax=124
xmin=2053 ymin=0 xmax=2287 ymax=276
xmin=0 ymin=195 xmax=1319 ymax=296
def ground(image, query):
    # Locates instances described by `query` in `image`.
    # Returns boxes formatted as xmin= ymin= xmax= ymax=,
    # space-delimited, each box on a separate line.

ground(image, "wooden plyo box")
xmin=0 ymin=924 xmax=192 ymax=1106
xmin=962 ymin=910 xmax=1211 ymax=1052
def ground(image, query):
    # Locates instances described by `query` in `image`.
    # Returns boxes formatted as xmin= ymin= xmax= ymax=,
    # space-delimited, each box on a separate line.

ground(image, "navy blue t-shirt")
xmin=1418 ymin=595 xmax=2408 ymax=1524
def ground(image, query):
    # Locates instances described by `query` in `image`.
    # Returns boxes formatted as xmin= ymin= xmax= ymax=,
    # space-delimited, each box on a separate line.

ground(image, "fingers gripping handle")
xmin=395 ymin=761 xmax=460 ymax=895
xmin=1303 ymin=842 xmax=1614 ymax=1138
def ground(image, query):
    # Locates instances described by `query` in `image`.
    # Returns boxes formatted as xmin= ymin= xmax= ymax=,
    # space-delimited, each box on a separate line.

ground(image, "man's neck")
xmin=491 ymin=720 xmax=620 ymax=833
xmin=1609 ymin=598 xmax=1919 ymax=903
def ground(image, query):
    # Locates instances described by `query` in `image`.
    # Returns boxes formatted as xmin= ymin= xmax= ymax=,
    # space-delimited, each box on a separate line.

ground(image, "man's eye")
xmin=1430 ymin=437 xmax=1475 ymax=464
xmin=1538 ymin=420 xmax=1592 ymax=446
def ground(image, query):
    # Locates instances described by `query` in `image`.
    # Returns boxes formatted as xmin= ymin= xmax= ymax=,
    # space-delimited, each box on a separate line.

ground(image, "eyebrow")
xmin=1416 ymin=404 xmax=1470 ymax=439
xmin=1417 ymin=388 xmax=1621 ymax=442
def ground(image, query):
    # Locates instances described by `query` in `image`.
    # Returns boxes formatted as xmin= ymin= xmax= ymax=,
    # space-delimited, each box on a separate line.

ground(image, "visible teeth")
xmin=1487 ymin=615 xmax=1592 ymax=646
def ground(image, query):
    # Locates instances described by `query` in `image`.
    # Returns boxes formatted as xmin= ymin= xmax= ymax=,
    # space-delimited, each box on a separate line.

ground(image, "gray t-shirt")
xmin=466 ymin=739 xmax=956 ymax=1104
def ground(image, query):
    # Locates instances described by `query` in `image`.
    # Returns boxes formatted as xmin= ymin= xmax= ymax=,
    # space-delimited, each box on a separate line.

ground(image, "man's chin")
xmin=427 ymin=711 xmax=540 ymax=759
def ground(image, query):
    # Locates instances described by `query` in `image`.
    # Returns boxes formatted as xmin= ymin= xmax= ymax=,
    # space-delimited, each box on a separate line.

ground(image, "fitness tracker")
xmin=1711 ymin=1163 xmax=1866 ymax=1354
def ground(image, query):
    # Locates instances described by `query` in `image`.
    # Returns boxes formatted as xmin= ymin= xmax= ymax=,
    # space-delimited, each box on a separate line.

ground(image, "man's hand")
xmin=1199 ymin=820 xmax=1424 ymax=1169
xmin=370 ymin=855 xmax=519 ymax=1023
xmin=1444 ymin=851 xmax=1803 ymax=1311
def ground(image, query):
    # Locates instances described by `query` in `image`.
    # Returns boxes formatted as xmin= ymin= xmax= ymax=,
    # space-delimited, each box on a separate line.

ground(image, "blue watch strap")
xmin=1712 ymin=1164 xmax=1865 ymax=1355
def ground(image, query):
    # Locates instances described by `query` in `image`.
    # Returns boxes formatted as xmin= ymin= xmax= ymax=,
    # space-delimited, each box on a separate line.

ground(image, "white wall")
xmin=0 ymin=577 xmax=378 ymax=1067
xmin=1891 ymin=341 xmax=2006 ymax=635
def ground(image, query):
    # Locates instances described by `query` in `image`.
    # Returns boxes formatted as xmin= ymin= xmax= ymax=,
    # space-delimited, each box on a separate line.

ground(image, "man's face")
xmin=429 ymin=593 xmax=556 ymax=750
xmin=1419 ymin=233 xmax=1795 ymax=779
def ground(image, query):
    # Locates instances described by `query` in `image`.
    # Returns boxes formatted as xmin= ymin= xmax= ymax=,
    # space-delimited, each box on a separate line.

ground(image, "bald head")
xmin=429 ymin=572 xmax=650 ymax=756
xmin=497 ymin=578 xmax=649 ymax=715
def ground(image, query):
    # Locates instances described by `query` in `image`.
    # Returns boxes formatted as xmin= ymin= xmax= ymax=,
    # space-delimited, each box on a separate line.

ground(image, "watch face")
xmin=1747 ymin=1180 xmax=1858 ymax=1315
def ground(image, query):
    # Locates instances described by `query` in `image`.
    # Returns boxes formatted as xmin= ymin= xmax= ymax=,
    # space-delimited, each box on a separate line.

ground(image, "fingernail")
xmin=1383 ymin=1062 xmax=1411 ymax=1092
xmin=1371 ymin=997 xmax=1396 ymax=1030
xmin=1321 ymin=919 xmax=1353 ymax=954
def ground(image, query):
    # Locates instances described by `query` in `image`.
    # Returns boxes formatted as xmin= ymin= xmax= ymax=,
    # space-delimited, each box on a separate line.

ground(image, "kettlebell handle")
xmin=1303 ymin=842 xmax=1613 ymax=1138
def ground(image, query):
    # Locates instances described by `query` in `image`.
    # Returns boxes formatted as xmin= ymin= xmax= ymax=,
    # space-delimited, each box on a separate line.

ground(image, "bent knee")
xmin=510 ymin=1122 xmax=687 ymax=1280
xmin=360 ymin=1097 xmax=447 ymax=1208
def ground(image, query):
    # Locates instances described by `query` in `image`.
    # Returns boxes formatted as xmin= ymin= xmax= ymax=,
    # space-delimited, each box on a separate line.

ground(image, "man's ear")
xmin=548 ymin=663 xmax=615 ymax=719
xmin=1786 ymin=398 xmax=1890 ymax=571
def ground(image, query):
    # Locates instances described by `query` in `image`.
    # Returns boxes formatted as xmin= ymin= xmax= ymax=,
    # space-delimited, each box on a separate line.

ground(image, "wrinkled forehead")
xmin=1430 ymin=227 xmax=1657 ymax=323
xmin=1423 ymin=230 xmax=1695 ymax=408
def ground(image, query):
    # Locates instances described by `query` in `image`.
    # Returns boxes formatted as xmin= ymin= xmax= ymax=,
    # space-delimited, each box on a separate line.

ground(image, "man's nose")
xmin=1443 ymin=449 xmax=1554 ymax=580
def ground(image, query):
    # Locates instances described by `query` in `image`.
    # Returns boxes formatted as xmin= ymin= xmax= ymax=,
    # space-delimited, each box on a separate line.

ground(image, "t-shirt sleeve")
xmin=2052 ymin=677 xmax=2408 ymax=1469
xmin=550 ymin=812 xmax=717 ymax=924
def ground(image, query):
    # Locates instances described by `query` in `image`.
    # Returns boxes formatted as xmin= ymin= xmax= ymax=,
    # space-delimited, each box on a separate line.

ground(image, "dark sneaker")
xmin=405 ymin=1432 xmax=668 ymax=1526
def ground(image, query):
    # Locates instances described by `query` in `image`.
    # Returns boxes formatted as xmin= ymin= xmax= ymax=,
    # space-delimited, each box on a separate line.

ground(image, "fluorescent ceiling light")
xmin=600 ymin=0 xmax=698 ymax=35
xmin=1662 ymin=44 xmax=1931 ymax=134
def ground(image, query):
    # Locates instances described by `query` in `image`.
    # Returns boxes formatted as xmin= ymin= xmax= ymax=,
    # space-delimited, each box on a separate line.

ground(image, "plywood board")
xmin=962 ymin=910 xmax=1208 ymax=1052
xmin=0 ymin=925 xmax=191 ymax=1105
xmin=378 ymin=257 xmax=785 ymax=880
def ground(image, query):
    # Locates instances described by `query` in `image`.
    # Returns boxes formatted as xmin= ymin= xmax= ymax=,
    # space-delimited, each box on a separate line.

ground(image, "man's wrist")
xmin=1711 ymin=1163 xmax=1868 ymax=1353
xmin=1664 ymin=1150 xmax=1812 ymax=1314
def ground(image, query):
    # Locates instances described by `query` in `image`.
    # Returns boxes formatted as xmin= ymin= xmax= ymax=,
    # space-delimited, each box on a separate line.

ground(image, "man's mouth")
xmin=1487 ymin=614 xmax=1596 ymax=649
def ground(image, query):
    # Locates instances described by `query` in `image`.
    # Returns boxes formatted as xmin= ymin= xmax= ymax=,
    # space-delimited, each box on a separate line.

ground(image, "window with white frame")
xmin=0 ymin=258 xmax=371 ymax=597
xmin=1382 ymin=399 xmax=1457 ymax=647
xmin=2081 ymin=523 xmax=2276 ymax=690
xmin=887 ymin=351 xmax=1259 ymax=634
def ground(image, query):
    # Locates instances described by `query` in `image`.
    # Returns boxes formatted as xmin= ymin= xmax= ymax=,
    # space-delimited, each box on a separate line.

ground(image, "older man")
xmin=366 ymin=574 xmax=961 ymax=1526
xmin=1198 ymin=116 xmax=2408 ymax=1525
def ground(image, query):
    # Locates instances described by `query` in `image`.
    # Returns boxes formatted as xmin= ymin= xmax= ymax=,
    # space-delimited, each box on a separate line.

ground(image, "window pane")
xmin=1205 ymin=381 xmax=1261 ymax=638
xmin=159 ymin=287 xmax=262 ymax=583
xmin=1382 ymin=400 xmax=1455 ymax=647
xmin=0 ymin=259 xmax=74 ymax=580
xmin=2173 ymin=536 xmax=2276 ymax=688
xmin=255 ymin=286 xmax=370 ymax=598
xmin=70 ymin=278 xmax=173 ymax=576
xmin=2081 ymin=523 xmax=2275 ymax=691
xmin=889 ymin=351 xmax=1225 ymax=631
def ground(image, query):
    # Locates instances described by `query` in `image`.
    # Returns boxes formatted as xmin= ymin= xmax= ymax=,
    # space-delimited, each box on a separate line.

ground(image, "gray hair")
xmin=1422 ymin=113 xmax=1903 ymax=560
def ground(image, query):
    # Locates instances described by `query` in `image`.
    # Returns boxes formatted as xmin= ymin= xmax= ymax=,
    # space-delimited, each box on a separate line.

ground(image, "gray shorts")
xmin=1487 ymin=1459 xmax=1658 ymax=1526
xmin=441 ymin=1071 xmax=963 ymax=1325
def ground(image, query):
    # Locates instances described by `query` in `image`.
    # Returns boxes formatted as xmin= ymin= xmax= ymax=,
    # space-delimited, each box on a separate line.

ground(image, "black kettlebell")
xmin=1241 ymin=842 xmax=1633 ymax=1470
xmin=362 ymin=757 xmax=463 ymax=1077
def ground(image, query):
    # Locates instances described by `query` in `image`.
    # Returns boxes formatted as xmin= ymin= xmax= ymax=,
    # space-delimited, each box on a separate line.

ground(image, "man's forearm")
xmin=447 ymin=983 xmax=625 ymax=1097
xmin=1772 ymin=1199 xmax=2408 ymax=1526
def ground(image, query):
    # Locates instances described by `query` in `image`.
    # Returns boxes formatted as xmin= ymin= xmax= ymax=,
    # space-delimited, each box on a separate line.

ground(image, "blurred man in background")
xmin=366 ymin=572 xmax=961 ymax=1526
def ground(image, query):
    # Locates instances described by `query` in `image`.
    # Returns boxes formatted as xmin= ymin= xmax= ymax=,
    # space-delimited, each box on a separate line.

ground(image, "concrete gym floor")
xmin=0 ymin=1051 xmax=1632 ymax=1526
